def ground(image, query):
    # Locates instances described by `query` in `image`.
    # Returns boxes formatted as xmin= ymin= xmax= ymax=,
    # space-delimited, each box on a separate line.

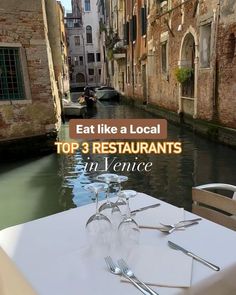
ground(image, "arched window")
xmin=86 ymin=26 xmax=93 ymax=44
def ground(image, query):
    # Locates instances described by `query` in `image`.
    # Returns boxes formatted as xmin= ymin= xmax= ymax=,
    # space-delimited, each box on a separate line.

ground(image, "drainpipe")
xmin=212 ymin=0 xmax=220 ymax=121
xmin=82 ymin=34 xmax=88 ymax=86
xmin=131 ymin=0 xmax=135 ymax=97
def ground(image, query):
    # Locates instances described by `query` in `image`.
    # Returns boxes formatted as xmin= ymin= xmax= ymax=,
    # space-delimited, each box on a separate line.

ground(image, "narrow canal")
xmin=0 ymin=100 xmax=236 ymax=230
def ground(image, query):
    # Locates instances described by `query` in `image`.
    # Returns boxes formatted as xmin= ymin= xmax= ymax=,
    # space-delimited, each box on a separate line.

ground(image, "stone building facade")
xmin=99 ymin=0 xmax=236 ymax=143
xmin=0 ymin=0 xmax=68 ymax=156
xmin=46 ymin=0 xmax=70 ymax=100
xmin=146 ymin=0 xmax=236 ymax=130
xmin=66 ymin=0 xmax=102 ymax=90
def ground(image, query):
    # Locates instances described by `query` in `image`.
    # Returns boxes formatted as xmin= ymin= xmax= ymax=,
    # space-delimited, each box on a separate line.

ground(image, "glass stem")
xmin=126 ymin=198 xmax=131 ymax=218
xmin=95 ymin=192 xmax=99 ymax=214
xmin=106 ymin=184 xmax=111 ymax=204
xmin=117 ymin=183 xmax=121 ymax=201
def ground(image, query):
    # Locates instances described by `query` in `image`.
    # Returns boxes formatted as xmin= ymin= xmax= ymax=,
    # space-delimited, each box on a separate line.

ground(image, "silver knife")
xmin=131 ymin=203 xmax=160 ymax=214
xmin=168 ymin=241 xmax=220 ymax=271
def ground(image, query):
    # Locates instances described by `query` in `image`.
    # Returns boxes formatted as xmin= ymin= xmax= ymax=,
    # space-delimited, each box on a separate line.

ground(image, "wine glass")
xmin=118 ymin=190 xmax=140 ymax=246
xmin=112 ymin=175 xmax=128 ymax=215
xmin=85 ymin=182 xmax=112 ymax=250
xmin=97 ymin=173 xmax=120 ymax=218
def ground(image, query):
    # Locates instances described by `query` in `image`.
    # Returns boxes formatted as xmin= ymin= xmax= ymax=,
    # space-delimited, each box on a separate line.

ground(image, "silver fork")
xmin=160 ymin=221 xmax=199 ymax=234
xmin=104 ymin=256 xmax=150 ymax=295
xmin=118 ymin=258 xmax=159 ymax=295
xmin=140 ymin=221 xmax=199 ymax=233
xmin=160 ymin=218 xmax=202 ymax=228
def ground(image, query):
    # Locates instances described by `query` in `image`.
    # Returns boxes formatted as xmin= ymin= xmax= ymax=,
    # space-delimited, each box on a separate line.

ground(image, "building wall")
xmin=0 ymin=0 xmax=61 ymax=142
xmin=146 ymin=0 xmax=236 ymax=129
xmin=217 ymin=0 xmax=236 ymax=128
xmin=45 ymin=0 xmax=70 ymax=99
xmin=67 ymin=0 xmax=102 ymax=89
xmin=82 ymin=0 xmax=102 ymax=87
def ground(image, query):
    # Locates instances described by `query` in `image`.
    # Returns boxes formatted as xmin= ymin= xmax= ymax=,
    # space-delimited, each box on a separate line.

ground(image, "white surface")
xmin=0 ymin=193 xmax=236 ymax=295
xmin=121 ymin=244 xmax=193 ymax=287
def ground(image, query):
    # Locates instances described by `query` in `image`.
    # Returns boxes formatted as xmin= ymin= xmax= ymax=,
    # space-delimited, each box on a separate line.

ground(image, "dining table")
xmin=0 ymin=192 xmax=236 ymax=295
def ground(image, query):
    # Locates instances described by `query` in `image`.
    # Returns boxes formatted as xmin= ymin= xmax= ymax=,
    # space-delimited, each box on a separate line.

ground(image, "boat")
xmin=62 ymin=99 xmax=86 ymax=117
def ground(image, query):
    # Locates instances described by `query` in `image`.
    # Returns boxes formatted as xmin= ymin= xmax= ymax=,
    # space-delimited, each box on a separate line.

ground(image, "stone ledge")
xmin=125 ymin=99 xmax=236 ymax=149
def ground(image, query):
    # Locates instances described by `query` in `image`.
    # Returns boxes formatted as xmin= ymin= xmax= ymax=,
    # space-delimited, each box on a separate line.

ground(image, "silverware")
xmin=140 ymin=221 xmax=199 ymax=233
xmin=160 ymin=218 xmax=202 ymax=228
xmin=118 ymin=258 xmax=159 ymax=295
xmin=168 ymin=241 xmax=220 ymax=271
xmin=104 ymin=256 xmax=150 ymax=295
xmin=131 ymin=203 xmax=160 ymax=214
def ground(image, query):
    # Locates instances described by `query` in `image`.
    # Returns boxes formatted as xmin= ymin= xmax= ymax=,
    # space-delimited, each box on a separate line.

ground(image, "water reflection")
xmin=0 ymin=101 xmax=235 ymax=229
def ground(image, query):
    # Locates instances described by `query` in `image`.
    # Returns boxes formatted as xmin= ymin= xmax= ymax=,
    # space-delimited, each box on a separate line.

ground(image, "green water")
xmin=0 ymin=101 xmax=236 ymax=230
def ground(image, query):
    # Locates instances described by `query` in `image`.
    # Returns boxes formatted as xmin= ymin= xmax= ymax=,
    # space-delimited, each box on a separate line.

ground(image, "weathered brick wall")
xmin=0 ymin=0 xmax=61 ymax=141
xmin=147 ymin=0 xmax=236 ymax=129
xmin=216 ymin=0 xmax=236 ymax=128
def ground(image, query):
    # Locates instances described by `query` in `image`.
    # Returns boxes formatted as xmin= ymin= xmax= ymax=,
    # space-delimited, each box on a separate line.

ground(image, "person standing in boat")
xmin=84 ymin=86 xmax=96 ymax=108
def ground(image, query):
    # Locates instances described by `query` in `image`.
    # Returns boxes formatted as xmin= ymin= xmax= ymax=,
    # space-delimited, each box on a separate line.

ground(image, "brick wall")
xmin=0 ymin=0 xmax=61 ymax=142
xmin=140 ymin=0 xmax=235 ymax=129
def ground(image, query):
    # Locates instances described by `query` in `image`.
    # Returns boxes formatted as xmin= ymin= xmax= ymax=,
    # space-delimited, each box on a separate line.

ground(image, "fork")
xmin=140 ymin=221 xmax=199 ymax=233
xmin=118 ymin=258 xmax=159 ymax=295
xmin=104 ymin=256 xmax=150 ymax=295
xmin=160 ymin=218 xmax=202 ymax=228
xmin=160 ymin=221 xmax=199 ymax=234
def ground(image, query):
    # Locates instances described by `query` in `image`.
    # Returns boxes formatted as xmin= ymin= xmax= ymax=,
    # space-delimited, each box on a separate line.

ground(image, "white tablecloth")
xmin=0 ymin=193 xmax=236 ymax=295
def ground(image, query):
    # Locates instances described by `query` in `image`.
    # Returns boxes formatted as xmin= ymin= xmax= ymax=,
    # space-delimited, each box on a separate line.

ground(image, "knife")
xmin=131 ymin=203 xmax=160 ymax=214
xmin=168 ymin=241 xmax=220 ymax=271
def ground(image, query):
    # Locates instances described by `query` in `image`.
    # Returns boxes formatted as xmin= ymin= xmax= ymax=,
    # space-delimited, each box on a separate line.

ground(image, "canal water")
xmin=0 ymin=100 xmax=236 ymax=230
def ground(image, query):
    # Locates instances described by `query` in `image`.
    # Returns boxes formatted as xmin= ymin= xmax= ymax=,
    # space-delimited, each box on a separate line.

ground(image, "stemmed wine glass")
xmin=85 ymin=182 xmax=112 ymax=247
xmin=112 ymin=175 xmax=128 ymax=215
xmin=118 ymin=190 xmax=140 ymax=246
xmin=97 ymin=173 xmax=120 ymax=217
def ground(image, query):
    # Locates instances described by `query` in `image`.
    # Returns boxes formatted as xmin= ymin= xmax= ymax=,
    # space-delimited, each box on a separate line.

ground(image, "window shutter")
xmin=141 ymin=6 xmax=147 ymax=36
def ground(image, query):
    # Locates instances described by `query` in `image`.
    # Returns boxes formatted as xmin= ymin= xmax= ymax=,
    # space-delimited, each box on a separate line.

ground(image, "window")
xmin=86 ymin=26 xmax=93 ymax=43
xmin=88 ymin=68 xmax=94 ymax=76
xmin=84 ymin=0 xmax=91 ymax=11
xmin=200 ymin=23 xmax=211 ymax=68
xmin=96 ymin=53 xmax=101 ymax=62
xmin=98 ymin=69 xmax=101 ymax=75
xmin=161 ymin=42 xmax=168 ymax=74
xmin=79 ymin=56 xmax=83 ymax=65
xmin=67 ymin=20 xmax=73 ymax=28
xmin=74 ymin=36 xmax=80 ymax=46
xmin=74 ymin=56 xmax=79 ymax=66
xmin=87 ymin=53 xmax=95 ymax=63
xmin=0 ymin=47 xmax=25 ymax=100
